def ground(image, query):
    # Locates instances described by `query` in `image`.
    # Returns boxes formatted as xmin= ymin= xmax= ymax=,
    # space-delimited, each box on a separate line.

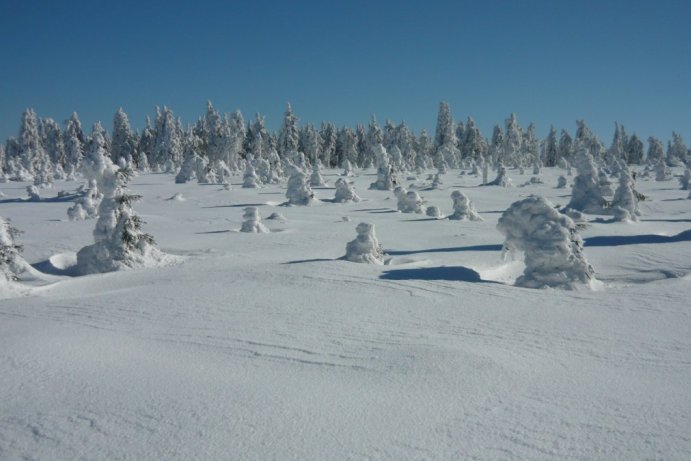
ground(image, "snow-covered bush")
xmin=448 ymin=191 xmax=482 ymax=221
xmin=556 ymin=175 xmax=567 ymax=189
xmin=344 ymin=222 xmax=385 ymax=264
xmin=497 ymin=195 xmax=594 ymax=289
xmin=426 ymin=206 xmax=442 ymax=218
xmin=341 ymin=159 xmax=354 ymax=177
xmin=334 ymin=178 xmax=360 ymax=203
xmin=240 ymin=207 xmax=269 ymax=233
xmin=285 ymin=166 xmax=315 ymax=205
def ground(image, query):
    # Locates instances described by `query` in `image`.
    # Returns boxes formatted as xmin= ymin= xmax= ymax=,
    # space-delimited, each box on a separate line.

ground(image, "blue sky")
xmin=1 ymin=0 xmax=689 ymax=144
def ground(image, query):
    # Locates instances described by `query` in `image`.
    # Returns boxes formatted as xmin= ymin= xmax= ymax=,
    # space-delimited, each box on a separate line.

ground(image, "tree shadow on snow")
xmin=202 ymin=203 xmax=267 ymax=209
xmin=386 ymin=244 xmax=503 ymax=256
xmin=283 ymin=258 xmax=335 ymax=264
xmin=0 ymin=192 xmax=84 ymax=204
xmin=640 ymin=218 xmax=691 ymax=223
xmin=583 ymin=229 xmax=691 ymax=247
xmin=380 ymin=266 xmax=500 ymax=284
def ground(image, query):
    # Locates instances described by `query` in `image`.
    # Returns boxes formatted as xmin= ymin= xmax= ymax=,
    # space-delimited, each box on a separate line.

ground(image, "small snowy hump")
xmin=165 ymin=193 xmax=185 ymax=202
xmin=266 ymin=212 xmax=287 ymax=221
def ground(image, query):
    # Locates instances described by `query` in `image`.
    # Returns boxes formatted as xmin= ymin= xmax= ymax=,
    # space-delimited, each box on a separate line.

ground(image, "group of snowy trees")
xmin=3 ymin=102 xmax=689 ymax=186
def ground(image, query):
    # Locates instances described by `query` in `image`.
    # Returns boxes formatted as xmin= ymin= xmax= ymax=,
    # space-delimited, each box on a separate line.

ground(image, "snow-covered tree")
xmin=448 ymin=190 xmax=482 ymax=221
xmin=369 ymin=144 xmax=397 ymax=190
xmin=112 ymin=108 xmax=137 ymax=166
xmin=344 ymin=222 xmax=385 ymax=264
xmin=309 ymin=161 xmax=327 ymax=187
xmin=503 ymin=113 xmax=523 ymax=165
xmin=0 ymin=217 xmax=28 ymax=283
xmin=626 ymin=133 xmax=644 ymax=165
xmin=333 ymin=178 xmax=360 ymax=203
xmin=67 ymin=179 xmax=102 ymax=221
xmin=395 ymin=187 xmax=424 ymax=213
xmin=566 ymin=143 xmax=605 ymax=214
xmin=647 ymin=136 xmax=665 ymax=164
xmin=277 ymin=103 xmax=300 ymax=157
xmin=285 ymin=166 xmax=315 ymax=205
xmin=243 ymin=160 xmax=261 ymax=188
xmin=497 ymin=195 xmax=595 ymax=289
xmin=668 ymin=132 xmax=687 ymax=165
xmin=544 ymin=126 xmax=559 ymax=167
xmin=175 ymin=133 xmax=204 ymax=184
xmin=240 ymin=207 xmax=269 ymax=233
xmin=611 ymin=168 xmax=640 ymax=221
xmin=434 ymin=102 xmax=460 ymax=168
xmin=486 ymin=164 xmax=511 ymax=187
xmin=76 ymin=161 xmax=163 ymax=274
xmin=320 ymin=122 xmax=337 ymax=167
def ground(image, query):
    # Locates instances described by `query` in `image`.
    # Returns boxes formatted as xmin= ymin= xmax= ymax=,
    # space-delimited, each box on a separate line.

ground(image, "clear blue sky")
xmin=1 ymin=0 xmax=689 ymax=144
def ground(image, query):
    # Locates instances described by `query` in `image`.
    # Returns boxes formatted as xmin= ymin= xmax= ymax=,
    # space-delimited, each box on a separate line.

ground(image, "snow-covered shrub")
xmin=344 ymin=222 xmax=385 ymax=264
xmin=497 ymin=195 xmax=594 ymax=289
xmin=67 ymin=179 xmax=102 ymax=221
xmin=426 ymin=206 xmax=442 ymax=218
xmin=285 ymin=166 xmax=315 ymax=205
xmin=334 ymin=178 xmax=360 ymax=203
xmin=448 ymin=191 xmax=482 ymax=221
xmin=240 ymin=207 xmax=269 ymax=233
xmin=556 ymin=175 xmax=567 ymax=189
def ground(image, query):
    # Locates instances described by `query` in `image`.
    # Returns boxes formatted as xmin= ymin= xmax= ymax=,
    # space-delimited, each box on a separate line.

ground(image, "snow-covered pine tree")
xmin=434 ymin=102 xmax=460 ymax=168
xmin=277 ymin=103 xmax=300 ymax=158
xmin=112 ymin=108 xmax=137 ymax=167
xmin=0 ymin=216 xmax=28 ymax=283
xmin=647 ymin=136 xmax=665 ymax=164
xmin=544 ymin=126 xmax=559 ymax=167
xmin=626 ymin=133 xmax=644 ymax=165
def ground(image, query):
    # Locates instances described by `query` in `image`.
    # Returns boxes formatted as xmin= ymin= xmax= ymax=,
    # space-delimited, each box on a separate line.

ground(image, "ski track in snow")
xmin=1 ymin=167 xmax=690 ymax=460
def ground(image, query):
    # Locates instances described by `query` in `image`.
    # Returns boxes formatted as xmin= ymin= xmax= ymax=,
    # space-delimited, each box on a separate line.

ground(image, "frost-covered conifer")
xmin=341 ymin=159 xmax=354 ymax=177
xmin=277 ymin=103 xmax=300 ymax=157
xmin=112 ymin=108 xmax=137 ymax=166
xmin=77 ymin=163 xmax=164 ymax=274
xmin=334 ymin=178 xmax=360 ymax=203
xmin=679 ymin=169 xmax=691 ymax=190
xmin=344 ymin=222 xmax=385 ymax=264
xmin=486 ymin=164 xmax=511 ymax=187
xmin=497 ymin=195 xmax=594 ymax=289
xmin=26 ymin=185 xmax=40 ymax=201
xmin=67 ymin=179 xmax=101 ymax=221
xmin=175 ymin=133 xmax=203 ymax=184
xmin=598 ymin=169 xmax=614 ymax=196
xmin=369 ymin=145 xmax=397 ymax=190
xmin=243 ymin=161 xmax=261 ymax=188
xmin=309 ymin=161 xmax=327 ymax=187
xmin=611 ymin=168 xmax=640 ymax=221
xmin=240 ymin=207 xmax=269 ymax=233
xmin=434 ymin=102 xmax=460 ymax=168
xmin=626 ymin=133 xmax=644 ymax=165
xmin=543 ymin=126 xmax=559 ymax=167
xmin=395 ymin=187 xmax=423 ymax=213
xmin=448 ymin=191 xmax=482 ymax=221
xmin=647 ymin=137 xmax=665 ymax=164
xmin=285 ymin=166 xmax=315 ymax=205
xmin=0 ymin=217 xmax=28 ymax=283
xmin=655 ymin=159 xmax=671 ymax=181
xmin=566 ymin=145 xmax=605 ymax=213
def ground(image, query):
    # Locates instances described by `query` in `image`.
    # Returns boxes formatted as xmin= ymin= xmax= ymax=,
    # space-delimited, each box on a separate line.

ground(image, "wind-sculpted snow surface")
xmin=497 ymin=195 xmax=594 ymax=289
xmin=0 ymin=167 xmax=690 ymax=460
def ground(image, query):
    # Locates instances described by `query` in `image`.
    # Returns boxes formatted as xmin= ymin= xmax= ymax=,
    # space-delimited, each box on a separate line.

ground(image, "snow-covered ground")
xmin=1 ymin=167 xmax=690 ymax=460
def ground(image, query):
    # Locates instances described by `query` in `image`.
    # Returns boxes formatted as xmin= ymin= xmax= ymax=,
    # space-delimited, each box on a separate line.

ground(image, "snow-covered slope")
xmin=1 ymin=167 xmax=690 ymax=460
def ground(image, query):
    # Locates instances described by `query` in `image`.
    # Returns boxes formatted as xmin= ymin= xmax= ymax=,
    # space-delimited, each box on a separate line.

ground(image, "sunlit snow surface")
xmin=1 ymin=167 xmax=690 ymax=460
